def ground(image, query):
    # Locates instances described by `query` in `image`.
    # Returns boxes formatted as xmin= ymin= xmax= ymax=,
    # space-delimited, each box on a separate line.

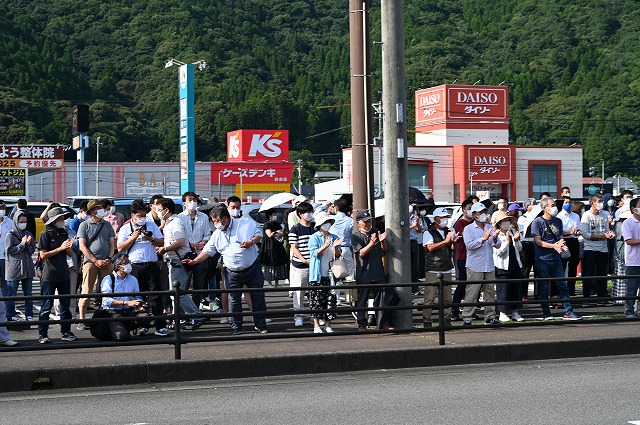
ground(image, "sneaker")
xmin=597 ymin=301 xmax=615 ymax=307
xmin=313 ymin=327 xmax=323 ymax=334
xmin=265 ymin=318 xmax=272 ymax=323
xmin=498 ymin=312 xmax=511 ymax=323
xmin=76 ymin=323 xmax=87 ymax=331
xmin=137 ymin=327 xmax=149 ymax=336
xmin=563 ymin=312 xmax=582 ymax=320
xmin=324 ymin=326 xmax=334 ymax=333
xmin=199 ymin=301 xmax=212 ymax=311
xmin=511 ymin=312 xmax=524 ymax=322
xmin=7 ymin=316 xmax=20 ymax=322
xmin=626 ymin=314 xmax=635 ymax=319
xmin=230 ymin=328 xmax=241 ymax=336
xmin=220 ymin=317 xmax=229 ymax=324
xmin=462 ymin=319 xmax=473 ymax=327
xmin=26 ymin=316 xmax=34 ymax=321
xmin=358 ymin=326 xmax=368 ymax=331
xmin=0 ymin=339 xmax=17 ymax=346
xmin=154 ymin=328 xmax=169 ymax=336
xmin=288 ymin=292 xmax=293 ymax=298
xmin=254 ymin=327 xmax=268 ymax=334
xmin=39 ymin=335 xmax=50 ymax=344
xmin=450 ymin=312 xmax=461 ymax=321
xmin=543 ymin=315 xmax=555 ymax=320
xmin=294 ymin=317 xmax=303 ymax=327
xmin=191 ymin=319 xmax=205 ymax=331
xmin=319 ymin=319 xmax=325 ymax=326
xmin=485 ymin=316 xmax=501 ymax=325
xmin=61 ymin=332 xmax=78 ymax=342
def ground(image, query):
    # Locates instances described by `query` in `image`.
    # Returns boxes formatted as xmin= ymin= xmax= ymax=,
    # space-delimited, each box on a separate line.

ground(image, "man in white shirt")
xmin=183 ymin=204 xmax=266 ymax=336
xmin=557 ymin=196 xmax=581 ymax=295
xmin=155 ymin=198 xmax=204 ymax=330
xmin=179 ymin=192 xmax=211 ymax=309
xmin=461 ymin=202 xmax=501 ymax=326
xmin=117 ymin=199 xmax=166 ymax=336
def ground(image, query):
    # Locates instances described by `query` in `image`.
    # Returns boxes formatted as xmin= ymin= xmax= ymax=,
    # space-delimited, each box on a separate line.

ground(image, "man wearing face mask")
xmin=580 ymin=194 xmax=615 ymax=306
xmin=155 ymin=197 xmax=204 ymax=330
xmin=117 ymin=199 xmax=167 ymax=336
xmin=531 ymin=197 xmax=581 ymax=320
xmin=490 ymin=197 xmax=509 ymax=225
xmin=179 ymin=192 xmax=211 ymax=309
xmin=622 ymin=198 xmax=640 ymax=318
xmin=182 ymin=205 xmax=266 ymax=335
xmin=227 ymin=195 xmax=243 ymax=219
xmin=423 ymin=207 xmax=456 ymax=327
xmin=77 ymin=199 xmax=116 ymax=329
xmin=37 ymin=207 xmax=77 ymax=344
xmin=461 ymin=203 xmax=501 ymax=325
xmin=99 ymin=252 xmax=149 ymax=341
xmin=451 ymin=199 xmax=474 ymax=321
xmin=103 ymin=199 xmax=125 ymax=234
xmin=69 ymin=200 xmax=89 ymax=234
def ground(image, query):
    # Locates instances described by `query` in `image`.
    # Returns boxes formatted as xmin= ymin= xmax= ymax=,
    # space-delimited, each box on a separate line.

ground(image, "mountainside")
xmin=1 ymin=0 xmax=639 ymax=179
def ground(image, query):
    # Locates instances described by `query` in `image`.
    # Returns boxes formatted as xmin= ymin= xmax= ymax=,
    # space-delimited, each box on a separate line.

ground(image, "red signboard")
xmin=0 ymin=145 xmax=65 ymax=169
xmin=415 ymin=85 xmax=508 ymax=130
xmin=227 ymin=129 xmax=289 ymax=162
xmin=468 ymin=147 xmax=513 ymax=182
xmin=211 ymin=161 xmax=294 ymax=184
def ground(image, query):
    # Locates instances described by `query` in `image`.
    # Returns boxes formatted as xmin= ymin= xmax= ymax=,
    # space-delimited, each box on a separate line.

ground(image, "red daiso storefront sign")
xmin=415 ymin=85 xmax=508 ymax=131
xmin=227 ymin=129 xmax=289 ymax=162
xmin=468 ymin=147 xmax=513 ymax=182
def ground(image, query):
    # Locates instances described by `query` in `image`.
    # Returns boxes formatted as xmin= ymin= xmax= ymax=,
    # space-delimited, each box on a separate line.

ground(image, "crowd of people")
xmin=1 ymin=185 xmax=639 ymax=347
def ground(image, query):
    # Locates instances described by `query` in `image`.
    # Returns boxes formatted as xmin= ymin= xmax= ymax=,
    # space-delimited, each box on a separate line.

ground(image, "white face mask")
xmin=500 ymin=221 xmax=511 ymax=231
xmin=18 ymin=223 xmax=27 ymax=230
xmin=0 ymin=210 xmax=5 ymax=217
xmin=548 ymin=207 xmax=559 ymax=217
xmin=95 ymin=209 xmax=106 ymax=219
xmin=624 ymin=198 xmax=632 ymax=206
xmin=215 ymin=222 xmax=225 ymax=231
xmin=497 ymin=203 xmax=504 ymax=211
xmin=476 ymin=214 xmax=487 ymax=223
xmin=465 ymin=210 xmax=473 ymax=219
xmin=303 ymin=212 xmax=314 ymax=222
xmin=105 ymin=208 xmax=112 ymax=215
xmin=419 ymin=210 xmax=427 ymax=216
xmin=229 ymin=209 xmax=241 ymax=218
xmin=135 ymin=217 xmax=146 ymax=226
xmin=595 ymin=202 xmax=604 ymax=211
xmin=54 ymin=220 xmax=66 ymax=229
xmin=186 ymin=201 xmax=196 ymax=211
xmin=63 ymin=218 xmax=71 ymax=228
xmin=121 ymin=263 xmax=133 ymax=274
xmin=439 ymin=218 xmax=448 ymax=227
xmin=320 ymin=222 xmax=332 ymax=232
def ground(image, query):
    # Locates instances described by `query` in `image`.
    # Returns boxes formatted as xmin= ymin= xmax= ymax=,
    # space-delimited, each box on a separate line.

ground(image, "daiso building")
xmin=338 ymin=84 xmax=583 ymax=202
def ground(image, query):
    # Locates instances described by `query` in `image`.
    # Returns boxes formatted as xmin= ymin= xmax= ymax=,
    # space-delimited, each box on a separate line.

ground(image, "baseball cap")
xmin=470 ymin=202 xmax=487 ymax=213
xmin=507 ymin=203 xmax=524 ymax=212
xmin=355 ymin=210 xmax=372 ymax=221
xmin=432 ymin=207 xmax=450 ymax=217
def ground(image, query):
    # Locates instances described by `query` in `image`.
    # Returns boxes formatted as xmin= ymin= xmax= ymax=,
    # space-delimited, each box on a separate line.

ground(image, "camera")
xmin=139 ymin=301 xmax=150 ymax=311
xmin=138 ymin=225 xmax=153 ymax=238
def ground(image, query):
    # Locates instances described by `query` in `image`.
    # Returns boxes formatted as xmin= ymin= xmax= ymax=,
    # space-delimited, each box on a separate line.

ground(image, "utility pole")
xmin=297 ymin=159 xmax=303 ymax=194
xmin=349 ymin=0 xmax=375 ymax=219
xmin=381 ymin=0 xmax=411 ymax=327
xmin=95 ymin=136 xmax=100 ymax=196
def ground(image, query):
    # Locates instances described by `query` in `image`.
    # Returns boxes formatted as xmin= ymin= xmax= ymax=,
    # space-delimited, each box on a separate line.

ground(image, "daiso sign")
xmin=226 ymin=129 xmax=289 ymax=162
xmin=467 ymin=147 xmax=513 ymax=182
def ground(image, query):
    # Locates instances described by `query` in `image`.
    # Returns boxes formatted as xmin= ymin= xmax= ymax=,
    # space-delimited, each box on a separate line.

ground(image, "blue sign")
xmin=178 ymin=64 xmax=195 ymax=194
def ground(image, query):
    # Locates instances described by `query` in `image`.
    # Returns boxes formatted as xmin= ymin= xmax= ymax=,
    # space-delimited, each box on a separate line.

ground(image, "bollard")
xmin=172 ymin=279 xmax=182 ymax=360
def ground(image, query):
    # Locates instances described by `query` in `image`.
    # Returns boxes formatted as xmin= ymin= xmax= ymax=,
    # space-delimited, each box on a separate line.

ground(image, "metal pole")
xmin=172 ymin=279 xmax=182 ymax=360
xmin=437 ymin=272 xmax=446 ymax=346
xmin=381 ymin=0 xmax=411 ymax=328
xmin=96 ymin=136 xmax=100 ymax=196
xmin=350 ymin=0 xmax=375 ymax=219
xmin=297 ymin=159 xmax=303 ymax=194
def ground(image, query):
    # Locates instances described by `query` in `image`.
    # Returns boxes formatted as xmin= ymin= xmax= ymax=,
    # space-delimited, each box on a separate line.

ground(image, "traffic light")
xmin=72 ymin=104 xmax=89 ymax=134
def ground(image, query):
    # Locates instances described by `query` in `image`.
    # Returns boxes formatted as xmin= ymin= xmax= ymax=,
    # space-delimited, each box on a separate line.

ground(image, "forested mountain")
xmin=1 ymin=0 xmax=639 ymax=179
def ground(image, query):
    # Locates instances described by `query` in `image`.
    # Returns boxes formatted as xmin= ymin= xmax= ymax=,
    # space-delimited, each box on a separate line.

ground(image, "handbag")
xmin=176 ymin=245 xmax=198 ymax=272
xmin=330 ymin=246 xmax=349 ymax=279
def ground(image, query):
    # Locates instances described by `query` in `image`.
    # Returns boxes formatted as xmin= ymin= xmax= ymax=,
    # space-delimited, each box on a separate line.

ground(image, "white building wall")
xmin=415 ymin=129 xmax=509 ymax=146
xmin=514 ymin=147 xmax=583 ymax=200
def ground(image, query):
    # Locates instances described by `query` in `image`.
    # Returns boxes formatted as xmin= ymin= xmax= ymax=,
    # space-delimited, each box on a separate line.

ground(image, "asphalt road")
xmin=2 ymin=355 xmax=639 ymax=424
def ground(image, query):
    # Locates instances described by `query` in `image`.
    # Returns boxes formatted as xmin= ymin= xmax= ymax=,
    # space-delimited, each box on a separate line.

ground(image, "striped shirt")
xmin=289 ymin=222 xmax=315 ymax=269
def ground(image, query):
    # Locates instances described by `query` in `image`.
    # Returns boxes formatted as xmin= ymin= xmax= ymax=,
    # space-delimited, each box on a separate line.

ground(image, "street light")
xmin=95 ymin=136 xmax=101 ymax=196
xmin=469 ymin=172 xmax=478 ymax=197
xmin=165 ymin=59 xmax=207 ymax=70
xmin=40 ymin=176 xmax=46 ymax=201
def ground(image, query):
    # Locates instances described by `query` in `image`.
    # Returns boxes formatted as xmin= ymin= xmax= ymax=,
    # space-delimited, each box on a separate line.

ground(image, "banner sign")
xmin=0 ymin=169 xmax=26 ymax=196
xmin=0 ymin=145 xmax=64 ymax=169
xmin=468 ymin=147 xmax=513 ymax=182
xmin=211 ymin=162 xmax=294 ymax=184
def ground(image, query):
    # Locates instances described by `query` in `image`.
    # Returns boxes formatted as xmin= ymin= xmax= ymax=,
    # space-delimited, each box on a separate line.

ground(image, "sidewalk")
xmin=2 ymin=295 xmax=640 ymax=392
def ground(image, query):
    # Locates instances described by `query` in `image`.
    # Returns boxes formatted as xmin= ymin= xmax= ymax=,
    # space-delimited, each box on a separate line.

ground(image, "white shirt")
xmin=117 ymin=220 xmax=163 ymax=263
xmin=493 ymin=230 xmax=522 ymax=270
xmin=557 ymin=209 xmax=580 ymax=238
xmin=202 ymin=217 xmax=262 ymax=271
xmin=162 ymin=215 xmax=190 ymax=261
xmin=0 ymin=217 xmax=13 ymax=259
xmin=463 ymin=221 xmax=501 ymax=273
xmin=179 ymin=210 xmax=211 ymax=250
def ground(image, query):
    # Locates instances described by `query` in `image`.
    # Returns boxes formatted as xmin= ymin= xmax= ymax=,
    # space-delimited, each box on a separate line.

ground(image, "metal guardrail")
xmin=0 ymin=273 xmax=638 ymax=359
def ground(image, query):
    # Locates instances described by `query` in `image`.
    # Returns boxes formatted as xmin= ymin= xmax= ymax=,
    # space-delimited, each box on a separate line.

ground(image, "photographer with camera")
xmin=117 ymin=199 xmax=167 ymax=336
xmin=179 ymin=192 xmax=211 ymax=309
xmin=99 ymin=252 xmax=149 ymax=341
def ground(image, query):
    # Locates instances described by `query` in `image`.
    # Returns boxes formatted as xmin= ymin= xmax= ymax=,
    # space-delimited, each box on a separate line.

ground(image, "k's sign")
xmin=227 ymin=130 xmax=289 ymax=162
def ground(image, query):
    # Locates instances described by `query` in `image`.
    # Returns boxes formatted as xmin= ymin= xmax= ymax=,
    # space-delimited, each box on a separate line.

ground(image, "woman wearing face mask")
xmin=492 ymin=211 xmax=524 ymax=322
xmin=4 ymin=212 xmax=37 ymax=322
xmin=98 ymin=252 xmax=149 ymax=341
xmin=259 ymin=209 xmax=288 ymax=288
xmin=307 ymin=212 xmax=343 ymax=333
